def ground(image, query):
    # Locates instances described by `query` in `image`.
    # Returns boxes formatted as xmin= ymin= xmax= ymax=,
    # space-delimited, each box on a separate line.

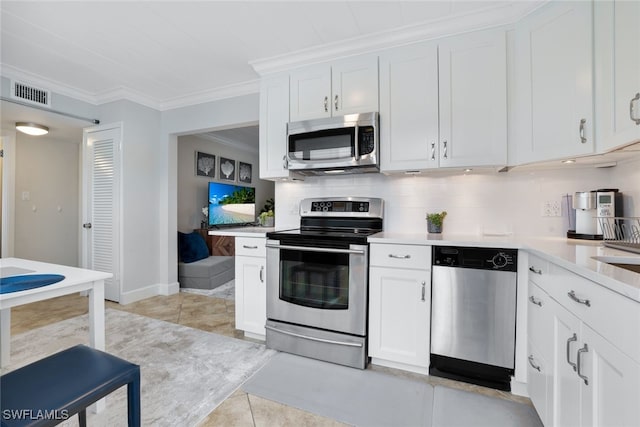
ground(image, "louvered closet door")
xmin=82 ymin=125 xmax=121 ymax=302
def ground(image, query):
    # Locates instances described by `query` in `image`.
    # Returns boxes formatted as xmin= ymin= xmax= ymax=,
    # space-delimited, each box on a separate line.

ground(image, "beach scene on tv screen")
xmin=208 ymin=183 xmax=255 ymax=225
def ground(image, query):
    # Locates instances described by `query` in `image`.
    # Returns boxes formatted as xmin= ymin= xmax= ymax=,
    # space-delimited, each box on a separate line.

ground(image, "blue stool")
xmin=1 ymin=344 xmax=140 ymax=427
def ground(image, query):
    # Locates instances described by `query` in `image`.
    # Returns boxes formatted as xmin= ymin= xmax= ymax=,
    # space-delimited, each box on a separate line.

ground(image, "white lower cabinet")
xmin=368 ymin=244 xmax=431 ymax=374
xmin=235 ymin=237 xmax=267 ymax=339
xmin=527 ymin=252 xmax=640 ymax=426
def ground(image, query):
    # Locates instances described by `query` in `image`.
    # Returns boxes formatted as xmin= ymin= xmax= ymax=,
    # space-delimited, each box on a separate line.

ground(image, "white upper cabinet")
xmin=379 ymin=29 xmax=507 ymax=173
xmin=289 ymin=55 xmax=378 ymax=122
xmin=513 ymin=1 xmax=594 ymax=164
xmin=259 ymin=73 xmax=294 ymax=180
xmin=594 ymin=0 xmax=640 ymax=152
xmin=379 ymin=41 xmax=440 ymax=172
xmin=438 ymin=29 xmax=507 ymax=168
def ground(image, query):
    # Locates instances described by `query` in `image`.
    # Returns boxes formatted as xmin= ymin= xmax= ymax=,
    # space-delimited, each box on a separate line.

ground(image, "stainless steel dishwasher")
xmin=430 ymin=246 xmax=518 ymax=391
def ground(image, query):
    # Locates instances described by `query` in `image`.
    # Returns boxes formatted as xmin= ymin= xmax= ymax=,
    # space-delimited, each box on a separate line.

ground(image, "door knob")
xmin=83 ymin=223 xmax=92 ymax=229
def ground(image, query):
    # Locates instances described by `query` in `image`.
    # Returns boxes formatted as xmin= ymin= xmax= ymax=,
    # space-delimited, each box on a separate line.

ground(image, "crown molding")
xmin=1 ymin=65 xmax=259 ymax=112
xmin=193 ymin=133 xmax=258 ymax=154
xmin=250 ymin=0 xmax=547 ymax=75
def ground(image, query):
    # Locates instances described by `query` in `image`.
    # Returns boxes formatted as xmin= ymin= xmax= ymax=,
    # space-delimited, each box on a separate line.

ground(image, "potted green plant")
xmin=426 ymin=211 xmax=447 ymax=234
xmin=258 ymin=210 xmax=274 ymax=227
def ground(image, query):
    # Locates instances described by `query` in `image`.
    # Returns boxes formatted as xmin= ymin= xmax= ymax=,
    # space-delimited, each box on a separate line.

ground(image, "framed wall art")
xmin=219 ymin=157 xmax=236 ymax=181
xmin=196 ymin=151 xmax=216 ymax=178
xmin=238 ymin=162 xmax=252 ymax=183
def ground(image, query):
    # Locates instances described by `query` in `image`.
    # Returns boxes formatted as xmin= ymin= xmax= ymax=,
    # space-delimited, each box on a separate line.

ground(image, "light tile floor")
xmin=12 ymin=289 xmax=532 ymax=426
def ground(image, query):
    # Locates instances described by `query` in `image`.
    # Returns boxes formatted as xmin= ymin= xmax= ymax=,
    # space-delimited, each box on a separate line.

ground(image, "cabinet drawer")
xmin=548 ymin=263 xmax=640 ymax=363
xmin=527 ymin=281 xmax=553 ymax=362
xmin=235 ymin=237 xmax=266 ymax=258
xmin=370 ymin=244 xmax=431 ymax=270
xmin=527 ymin=253 xmax=549 ymax=286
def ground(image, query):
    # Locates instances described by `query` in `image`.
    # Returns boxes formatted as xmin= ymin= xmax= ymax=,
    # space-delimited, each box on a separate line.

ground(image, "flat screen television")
xmin=207 ymin=182 xmax=256 ymax=227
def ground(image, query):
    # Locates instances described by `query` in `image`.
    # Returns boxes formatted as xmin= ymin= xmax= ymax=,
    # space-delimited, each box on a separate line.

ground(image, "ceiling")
xmin=0 ymin=1 xmax=540 ymax=144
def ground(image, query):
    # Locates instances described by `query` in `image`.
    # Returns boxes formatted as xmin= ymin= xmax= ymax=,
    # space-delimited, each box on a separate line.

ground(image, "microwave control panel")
xmin=358 ymin=126 xmax=375 ymax=155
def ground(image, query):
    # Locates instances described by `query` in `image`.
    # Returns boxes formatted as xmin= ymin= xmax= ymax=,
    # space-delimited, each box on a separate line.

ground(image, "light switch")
xmin=21 ymin=191 xmax=30 ymax=201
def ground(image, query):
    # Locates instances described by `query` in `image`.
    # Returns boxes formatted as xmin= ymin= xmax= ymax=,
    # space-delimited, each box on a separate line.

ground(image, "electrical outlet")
xmin=542 ymin=200 xmax=562 ymax=217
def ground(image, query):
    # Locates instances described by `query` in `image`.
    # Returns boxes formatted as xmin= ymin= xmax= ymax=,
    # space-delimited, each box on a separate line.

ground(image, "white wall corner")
xmin=158 ymin=282 xmax=180 ymax=296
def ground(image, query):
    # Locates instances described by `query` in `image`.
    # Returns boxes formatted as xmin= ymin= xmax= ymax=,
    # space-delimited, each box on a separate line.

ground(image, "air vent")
xmin=11 ymin=81 xmax=51 ymax=107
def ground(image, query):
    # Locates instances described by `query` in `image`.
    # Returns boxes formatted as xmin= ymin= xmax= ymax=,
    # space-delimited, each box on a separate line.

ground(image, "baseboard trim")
xmin=119 ymin=284 xmax=160 ymax=305
xmin=510 ymin=380 xmax=529 ymax=397
xmin=370 ymin=357 xmax=429 ymax=375
xmin=159 ymin=281 xmax=179 ymax=296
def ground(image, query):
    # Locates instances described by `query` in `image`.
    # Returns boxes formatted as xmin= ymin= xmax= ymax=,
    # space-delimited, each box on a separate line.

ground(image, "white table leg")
xmin=0 ymin=308 xmax=10 ymax=368
xmin=89 ymin=280 xmax=106 ymax=413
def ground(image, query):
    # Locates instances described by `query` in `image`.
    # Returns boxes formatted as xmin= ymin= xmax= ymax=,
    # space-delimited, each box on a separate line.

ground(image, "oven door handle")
xmin=265 ymin=325 xmax=363 ymax=348
xmin=265 ymin=243 xmax=365 ymax=255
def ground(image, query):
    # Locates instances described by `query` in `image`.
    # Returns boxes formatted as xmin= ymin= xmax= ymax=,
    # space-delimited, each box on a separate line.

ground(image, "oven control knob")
xmin=491 ymin=253 xmax=509 ymax=269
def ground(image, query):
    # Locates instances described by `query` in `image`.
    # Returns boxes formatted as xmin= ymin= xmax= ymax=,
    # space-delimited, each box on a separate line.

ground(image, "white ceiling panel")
xmin=0 ymin=1 xmax=542 ymax=110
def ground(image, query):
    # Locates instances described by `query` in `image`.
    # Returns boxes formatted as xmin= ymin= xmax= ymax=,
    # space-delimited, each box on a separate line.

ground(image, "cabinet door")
xmin=514 ymin=1 xmax=594 ymax=163
xmin=581 ymin=325 xmax=640 ymax=427
xmin=331 ymin=55 xmax=379 ymax=116
xmin=439 ymin=29 xmax=507 ymax=168
xmin=235 ymin=255 xmax=266 ymax=336
xmin=290 ymin=66 xmax=331 ymax=121
xmin=379 ymin=42 xmax=439 ymax=172
xmin=551 ymin=301 xmax=582 ymax=427
xmin=259 ymin=74 xmax=291 ymax=180
xmin=528 ymin=281 xmax=554 ymax=362
xmin=594 ymin=0 xmax=640 ymax=151
xmin=368 ymin=266 xmax=430 ymax=370
xmin=528 ymin=339 xmax=552 ymax=427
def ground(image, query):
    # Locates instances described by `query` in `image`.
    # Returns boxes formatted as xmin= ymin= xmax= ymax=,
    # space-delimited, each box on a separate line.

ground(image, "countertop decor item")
xmin=258 ymin=210 xmax=274 ymax=227
xmin=426 ymin=211 xmax=447 ymax=234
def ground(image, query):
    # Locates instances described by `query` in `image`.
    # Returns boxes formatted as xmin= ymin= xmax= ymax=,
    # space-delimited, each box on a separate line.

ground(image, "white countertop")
xmin=208 ymin=226 xmax=276 ymax=238
xmin=369 ymin=232 xmax=640 ymax=303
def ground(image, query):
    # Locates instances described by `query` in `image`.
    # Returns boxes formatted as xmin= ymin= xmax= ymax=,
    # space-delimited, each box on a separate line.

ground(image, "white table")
xmin=0 ymin=258 xmax=111 ymax=411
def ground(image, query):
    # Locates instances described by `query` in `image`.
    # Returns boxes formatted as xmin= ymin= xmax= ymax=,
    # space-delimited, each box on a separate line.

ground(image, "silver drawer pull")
xmin=259 ymin=266 xmax=264 ymax=283
xmin=265 ymin=325 xmax=363 ymax=348
xmin=529 ymin=295 xmax=542 ymax=307
xmin=568 ymin=290 xmax=591 ymax=307
xmin=388 ymin=254 xmax=411 ymax=259
xmin=421 ymin=281 xmax=426 ymax=302
xmin=528 ymin=355 xmax=541 ymax=372
xmin=566 ymin=333 xmax=578 ymax=371
xmin=577 ymin=344 xmax=589 ymax=385
xmin=529 ymin=266 xmax=542 ymax=275
xmin=243 ymin=245 xmax=258 ymax=249
xmin=579 ymin=118 xmax=587 ymax=144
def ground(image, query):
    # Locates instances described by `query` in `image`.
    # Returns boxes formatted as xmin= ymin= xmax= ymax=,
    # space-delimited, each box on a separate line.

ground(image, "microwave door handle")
xmin=354 ymin=125 xmax=359 ymax=160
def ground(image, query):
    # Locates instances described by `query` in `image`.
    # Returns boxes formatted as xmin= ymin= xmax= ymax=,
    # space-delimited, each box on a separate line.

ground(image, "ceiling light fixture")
xmin=15 ymin=122 xmax=49 ymax=136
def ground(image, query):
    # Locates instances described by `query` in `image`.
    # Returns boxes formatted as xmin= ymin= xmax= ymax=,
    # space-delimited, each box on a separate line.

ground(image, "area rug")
xmin=243 ymin=352 xmax=543 ymax=427
xmin=6 ymin=308 xmax=275 ymax=426
xmin=181 ymin=279 xmax=235 ymax=300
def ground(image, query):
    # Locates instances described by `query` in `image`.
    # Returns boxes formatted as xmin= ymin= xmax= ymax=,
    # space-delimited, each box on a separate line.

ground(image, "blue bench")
xmin=1 ymin=344 xmax=140 ymax=427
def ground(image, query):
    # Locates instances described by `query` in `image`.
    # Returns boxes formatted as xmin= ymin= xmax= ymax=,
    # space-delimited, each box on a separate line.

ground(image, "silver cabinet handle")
xmin=421 ymin=281 xmax=426 ymax=302
xmin=568 ymin=290 xmax=591 ymax=307
xmin=431 ymin=142 xmax=436 ymax=161
xmin=243 ymin=245 xmax=258 ymax=249
xmin=265 ymin=325 xmax=363 ymax=348
xmin=579 ymin=119 xmax=587 ymax=144
xmin=631 ymin=93 xmax=640 ymax=125
xmin=324 ymin=96 xmax=328 ymax=112
xmin=529 ymin=266 xmax=542 ymax=275
xmin=282 ymin=155 xmax=288 ymax=169
xmin=266 ymin=243 xmax=365 ymax=255
xmin=567 ymin=333 xmax=578 ymax=371
xmin=388 ymin=254 xmax=411 ymax=259
xmin=259 ymin=266 xmax=264 ymax=283
xmin=528 ymin=355 xmax=541 ymax=372
xmin=334 ymin=94 xmax=339 ymax=111
xmin=577 ymin=343 xmax=589 ymax=385
xmin=529 ymin=295 xmax=543 ymax=307
xmin=442 ymin=140 xmax=448 ymax=159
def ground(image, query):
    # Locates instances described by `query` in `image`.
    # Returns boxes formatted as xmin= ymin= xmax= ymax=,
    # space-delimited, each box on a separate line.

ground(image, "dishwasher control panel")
xmin=433 ymin=246 xmax=518 ymax=272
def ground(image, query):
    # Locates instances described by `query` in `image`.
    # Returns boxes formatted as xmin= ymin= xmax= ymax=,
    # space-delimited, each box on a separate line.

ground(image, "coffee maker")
xmin=567 ymin=189 xmax=622 ymax=240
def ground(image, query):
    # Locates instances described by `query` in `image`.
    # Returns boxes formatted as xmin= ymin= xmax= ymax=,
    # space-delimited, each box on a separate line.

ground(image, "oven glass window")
xmin=279 ymin=249 xmax=349 ymax=309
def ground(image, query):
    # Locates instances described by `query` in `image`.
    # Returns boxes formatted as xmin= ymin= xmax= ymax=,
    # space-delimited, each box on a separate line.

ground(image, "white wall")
xmin=14 ymin=135 xmax=80 ymax=265
xmin=275 ymin=157 xmax=640 ymax=237
xmin=177 ymin=134 xmax=274 ymax=232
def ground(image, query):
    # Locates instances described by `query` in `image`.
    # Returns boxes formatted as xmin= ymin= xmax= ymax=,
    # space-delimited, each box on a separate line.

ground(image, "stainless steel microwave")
xmin=286 ymin=112 xmax=379 ymax=175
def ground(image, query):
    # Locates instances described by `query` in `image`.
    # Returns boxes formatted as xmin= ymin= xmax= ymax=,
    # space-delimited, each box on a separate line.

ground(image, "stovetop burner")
xmin=267 ymin=197 xmax=384 ymax=245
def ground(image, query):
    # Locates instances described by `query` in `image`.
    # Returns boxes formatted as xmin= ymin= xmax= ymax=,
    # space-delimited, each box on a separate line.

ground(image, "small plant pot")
xmin=427 ymin=221 xmax=442 ymax=234
xmin=261 ymin=217 xmax=274 ymax=227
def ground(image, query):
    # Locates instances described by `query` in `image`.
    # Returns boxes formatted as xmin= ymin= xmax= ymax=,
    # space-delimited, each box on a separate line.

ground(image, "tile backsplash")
xmin=274 ymin=156 xmax=640 ymax=238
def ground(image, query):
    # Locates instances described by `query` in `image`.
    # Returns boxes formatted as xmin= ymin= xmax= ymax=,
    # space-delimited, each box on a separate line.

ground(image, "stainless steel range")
xmin=265 ymin=197 xmax=384 ymax=369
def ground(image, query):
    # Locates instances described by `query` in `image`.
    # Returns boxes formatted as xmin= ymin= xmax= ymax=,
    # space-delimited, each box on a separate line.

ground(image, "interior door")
xmin=82 ymin=124 xmax=121 ymax=302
